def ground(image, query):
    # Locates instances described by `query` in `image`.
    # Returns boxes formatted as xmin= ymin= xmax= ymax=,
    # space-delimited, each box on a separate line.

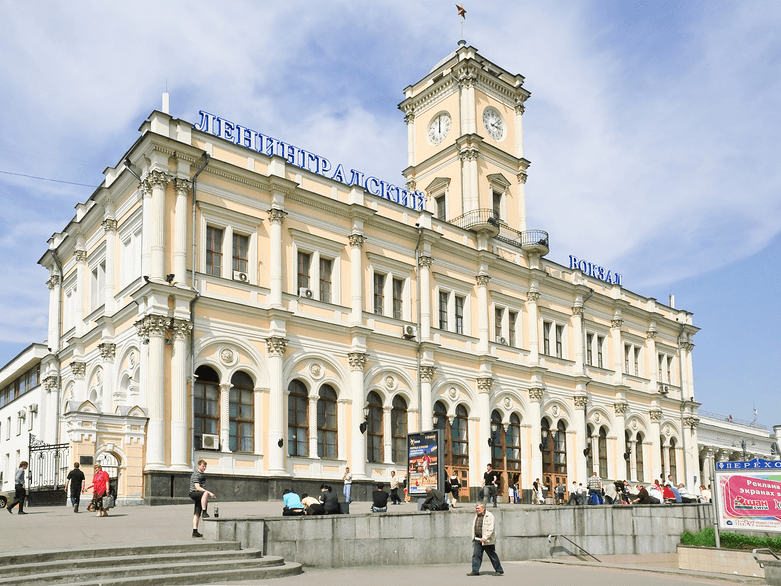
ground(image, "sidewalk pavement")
xmin=0 ymin=500 xmax=760 ymax=586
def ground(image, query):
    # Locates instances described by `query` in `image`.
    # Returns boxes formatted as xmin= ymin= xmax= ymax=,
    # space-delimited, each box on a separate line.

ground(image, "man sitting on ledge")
xmin=320 ymin=483 xmax=340 ymax=514
xmin=421 ymin=486 xmax=449 ymax=511
xmin=371 ymin=483 xmax=389 ymax=512
xmin=282 ymin=488 xmax=305 ymax=516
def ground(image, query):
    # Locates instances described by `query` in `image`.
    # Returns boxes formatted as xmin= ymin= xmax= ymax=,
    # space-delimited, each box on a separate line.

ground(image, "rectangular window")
xmin=597 ymin=336 xmax=604 ymax=368
xmin=658 ymin=354 xmax=664 ymax=380
xmin=455 ymin=295 xmax=464 ymax=334
xmin=439 ymin=291 xmax=449 ymax=330
xmin=667 ymin=356 xmax=673 ymax=383
xmin=435 ymin=195 xmax=446 ymax=221
xmin=555 ymin=325 xmax=564 ymax=358
xmin=392 ymin=277 xmax=404 ymax=320
xmin=373 ymin=273 xmax=386 ymax=315
xmin=194 ymin=380 xmax=219 ymax=450
xmin=508 ymin=311 xmax=517 ymax=347
xmin=232 ymin=233 xmax=249 ymax=273
xmin=586 ymin=333 xmax=594 ymax=365
xmin=319 ymin=257 xmax=333 ymax=303
xmin=297 ymin=251 xmax=311 ymax=291
xmin=206 ymin=226 xmax=224 ymax=277
xmin=90 ymin=261 xmax=105 ymax=311
xmin=229 ymin=387 xmax=254 ymax=452
xmin=624 ymin=344 xmax=631 ymax=372
xmin=492 ymin=191 xmax=502 ymax=219
xmin=495 ymin=307 xmax=504 ymax=342
xmin=634 ymin=346 xmax=641 ymax=376
xmin=543 ymin=321 xmax=551 ymax=355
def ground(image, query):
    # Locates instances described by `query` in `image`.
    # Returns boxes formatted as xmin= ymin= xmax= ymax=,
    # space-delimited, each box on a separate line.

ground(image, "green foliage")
xmin=680 ymin=527 xmax=781 ymax=551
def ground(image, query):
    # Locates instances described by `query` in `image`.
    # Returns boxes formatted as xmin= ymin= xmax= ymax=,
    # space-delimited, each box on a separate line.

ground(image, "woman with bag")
xmin=85 ymin=463 xmax=111 ymax=517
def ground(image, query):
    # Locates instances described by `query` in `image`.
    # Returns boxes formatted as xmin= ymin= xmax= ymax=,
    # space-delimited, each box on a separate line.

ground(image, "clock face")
xmin=427 ymin=112 xmax=452 ymax=146
xmin=482 ymin=107 xmax=505 ymax=141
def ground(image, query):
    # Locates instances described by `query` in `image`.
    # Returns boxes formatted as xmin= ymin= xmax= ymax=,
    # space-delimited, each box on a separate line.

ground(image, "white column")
xmin=141 ymin=182 xmax=152 ymax=277
xmin=383 ymin=406 xmax=393 ymax=463
xmin=268 ymin=209 xmax=286 ymax=308
xmin=102 ymin=217 xmax=117 ymax=314
xmin=173 ymin=179 xmax=190 ymax=285
xmin=527 ymin=291 xmax=540 ymax=363
xmin=404 ymin=109 xmax=415 ymax=167
xmin=337 ymin=399 xmax=350 ymax=461
xmin=572 ymin=306 xmax=584 ymax=372
xmin=663 ymin=444 xmax=671 ymax=480
xmin=266 ymin=337 xmax=287 ymax=474
xmin=419 ymin=255 xmax=433 ymax=341
xmin=629 ymin=439 xmax=638 ymax=482
xmin=254 ymin=387 xmax=265 ymax=456
xmin=476 ymin=275 xmax=490 ymax=353
xmin=684 ymin=416 xmax=700 ymax=489
xmin=517 ymin=171 xmax=528 ymax=234
xmin=611 ymin=315 xmax=624 ymax=384
xmin=348 ymin=352 xmax=368 ymax=480
xmin=146 ymin=171 xmax=169 ymax=280
xmin=419 ymin=366 xmax=435 ymax=431
xmin=308 ymin=393 xmax=319 ymax=459
xmin=170 ymin=320 xmax=191 ymax=469
xmin=649 ymin=408 xmax=663 ymax=481
xmin=529 ymin=387 xmax=544 ymax=484
xmin=98 ymin=343 xmax=116 ymax=414
xmin=573 ymin=393 xmax=588 ymax=484
xmin=469 ymin=152 xmax=479 ymax=211
xmin=646 ymin=327 xmax=658 ymax=391
xmin=514 ymin=101 xmax=526 ymax=158
xmin=349 ymin=234 xmax=365 ymax=324
xmin=46 ymin=273 xmax=62 ymax=353
xmin=141 ymin=315 xmax=168 ymax=469
xmin=701 ymin=448 xmax=712 ymax=491
xmin=74 ymin=246 xmax=87 ymax=336
xmin=477 ymin=378 xmax=492 ymax=472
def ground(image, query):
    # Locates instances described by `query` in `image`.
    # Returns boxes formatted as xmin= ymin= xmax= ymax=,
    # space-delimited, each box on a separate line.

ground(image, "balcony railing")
xmin=449 ymin=209 xmax=501 ymax=231
xmin=448 ymin=210 xmax=549 ymax=254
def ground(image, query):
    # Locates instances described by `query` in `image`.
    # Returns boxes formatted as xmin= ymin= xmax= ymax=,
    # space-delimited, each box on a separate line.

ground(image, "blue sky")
xmin=0 ymin=1 xmax=778 ymax=427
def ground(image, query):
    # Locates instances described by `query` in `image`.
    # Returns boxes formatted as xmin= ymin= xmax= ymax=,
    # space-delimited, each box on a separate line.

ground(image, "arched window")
xmin=366 ymin=391 xmax=383 ymax=463
xmin=598 ymin=426 xmax=608 ymax=479
xmin=586 ymin=424 xmax=595 ymax=474
xmin=391 ymin=395 xmax=408 ymax=463
xmin=452 ymin=404 xmax=469 ymax=468
xmin=287 ymin=380 xmax=308 ymax=457
xmin=554 ymin=420 xmax=567 ymax=475
xmin=434 ymin=401 xmax=448 ymax=431
xmin=669 ymin=437 xmax=678 ymax=483
xmin=229 ymin=371 xmax=254 ymax=452
xmin=625 ymin=430 xmax=632 ymax=480
xmin=317 ymin=384 xmax=338 ymax=459
xmin=490 ymin=410 xmax=506 ymax=491
xmin=194 ymin=366 xmax=219 ymax=450
xmin=636 ymin=433 xmax=645 ymax=482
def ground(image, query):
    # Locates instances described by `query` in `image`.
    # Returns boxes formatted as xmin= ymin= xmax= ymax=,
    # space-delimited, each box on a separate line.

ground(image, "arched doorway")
xmin=97 ymin=452 xmax=120 ymax=499
xmin=541 ymin=418 xmax=567 ymax=500
xmin=435 ymin=401 xmax=469 ymax=498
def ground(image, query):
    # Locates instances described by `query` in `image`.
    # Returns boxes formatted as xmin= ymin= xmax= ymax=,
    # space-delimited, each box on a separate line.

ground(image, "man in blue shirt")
xmin=7 ymin=461 xmax=28 ymax=515
xmin=282 ymin=488 xmax=305 ymax=515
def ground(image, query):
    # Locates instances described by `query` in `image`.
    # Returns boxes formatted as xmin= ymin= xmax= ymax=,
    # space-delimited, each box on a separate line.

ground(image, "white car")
xmin=0 ymin=490 xmax=17 ymax=508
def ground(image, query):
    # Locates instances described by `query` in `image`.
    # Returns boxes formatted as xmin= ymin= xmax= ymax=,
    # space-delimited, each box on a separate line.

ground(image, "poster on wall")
xmin=407 ymin=430 xmax=443 ymax=497
xmin=715 ymin=458 xmax=781 ymax=532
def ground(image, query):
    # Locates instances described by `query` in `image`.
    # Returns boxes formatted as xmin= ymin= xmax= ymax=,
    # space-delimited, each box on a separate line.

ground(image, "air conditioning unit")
xmin=201 ymin=434 xmax=219 ymax=450
xmin=298 ymin=287 xmax=314 ymax=299
xmin=498 ymin=337 xmax=507 ymax=345
xmin=232 ymin=270 xmax=249 ymax=283
xmin=658 ymin=385 xmax=669 ymax=395
xmin=29 ymin=404 xmax=38 ymax=413
xmin=402 ymin=325 xmax=417 ymax=339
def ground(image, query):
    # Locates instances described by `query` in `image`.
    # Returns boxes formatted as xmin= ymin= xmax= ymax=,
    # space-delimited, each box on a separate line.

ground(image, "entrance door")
xmin=435 ymin=402 xmax=469 ymax=500
xmin=97 ymin=452 xmax=120 ymax=499
xmin=541 ymin=418 xmax=568 ymax=501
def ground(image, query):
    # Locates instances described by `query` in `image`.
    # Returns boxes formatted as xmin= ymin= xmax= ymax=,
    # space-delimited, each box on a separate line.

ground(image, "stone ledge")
xmin=677 ymin=545 xmax=765 ymax=578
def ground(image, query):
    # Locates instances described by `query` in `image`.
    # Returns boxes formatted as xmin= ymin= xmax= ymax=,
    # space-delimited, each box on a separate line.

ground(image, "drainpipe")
xmin=414 ymin=224 xmax=423 ymax=431
xmin=189 ymin=154 xmax=210 ymax=467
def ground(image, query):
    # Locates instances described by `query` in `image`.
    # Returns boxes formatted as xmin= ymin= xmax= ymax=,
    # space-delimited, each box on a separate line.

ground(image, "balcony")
xmin=449 ymin=209 xmax=549 ymax=255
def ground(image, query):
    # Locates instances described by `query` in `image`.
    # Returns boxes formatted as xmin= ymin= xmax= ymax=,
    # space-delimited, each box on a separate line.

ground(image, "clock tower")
xmin=399 ymin=41 xmax=542 ymax=251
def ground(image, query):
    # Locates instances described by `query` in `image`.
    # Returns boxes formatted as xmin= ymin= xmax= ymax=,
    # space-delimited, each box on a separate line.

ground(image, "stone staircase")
xmin=0 ymin=541 xmax=302 ymax=585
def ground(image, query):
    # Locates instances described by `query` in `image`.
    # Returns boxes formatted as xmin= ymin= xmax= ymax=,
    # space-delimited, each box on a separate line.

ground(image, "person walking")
xmin=466 ymin=503 xmax=504 ymax=576
xmin=64 ymin=462 xmax=85 ymax=512
xmin=7 ymin=461 xmax=29 ymax=515
xmin=190 ymin=459 xmax=215 ymax=537
xmin=342 ymin=467 xmax=352 ymax=503
xmin=389 ymin=470 xmax=402 ymax=505
xmin=85 ymin=464 xmax=111 ymax=517
xmin=481 ymin=464 xmax=498 ymax=507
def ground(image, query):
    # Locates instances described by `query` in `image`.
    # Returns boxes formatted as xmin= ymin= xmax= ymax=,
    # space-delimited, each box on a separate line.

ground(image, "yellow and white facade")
xmin=35 ymin=43 xmax=715 ymax=503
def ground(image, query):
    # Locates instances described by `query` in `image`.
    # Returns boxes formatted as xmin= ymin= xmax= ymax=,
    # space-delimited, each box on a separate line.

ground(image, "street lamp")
xmin=359 ymin=404 xmax=370 ymax=434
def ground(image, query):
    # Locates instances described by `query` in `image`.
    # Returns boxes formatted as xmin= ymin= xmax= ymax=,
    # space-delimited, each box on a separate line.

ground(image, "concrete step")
xmin=74 ymin=562 xmax=304 ymax=586
xmin=0 ymin=548 xmax=264 ymax=580
xmin=0 ymin=541 xmax=241 ymax=566
xmin=0 ymin=554 xmax=288 ymax=586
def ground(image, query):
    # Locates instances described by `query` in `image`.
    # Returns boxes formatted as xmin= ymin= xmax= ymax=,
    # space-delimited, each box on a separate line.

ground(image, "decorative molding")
xmin=649 ymin=409 xmax=663 ymax=423
xmin=171 ymin=319 xmax=193 ymax=341
xmin=684 ymin=416 xmax=700 ymax=430
xmin=98 ymin=343 xmax=116 ymax=362
xmin=309 ymin=362 xmax=324 ymax=379
xmin=348 ymin=233 xmax=366 ymax=248
xmin=528 ymin=387 xmax=544 ymax=402
xmin=268 ymin=208 xmax=287 ymax=225
xmin=74 ymin=249 xmax=87 ymax=263
xmin=102 ymin=218 xmax=117 ymax=233
xmin=219 ymin=347 xmax=236 ymax=366
xmin=420 ymin=366 xmax=436 ymax=382
xmin=140 ymin=315 xmax=170 ymax=338
xmin=527 ymin=291 xmax=541 ymax=302
xmin=70 ymin=361 xmax=87 ymax=379
xmin=173 ymin=178 xmax=191 ymax=195
xmin=646 ymin=329 xmax=658 ymax=339
xmin=266 ymin=337 xmax=288 ymax=357
xmin=404 ymin=111 xmax=415 ymax=125
xmin=503 ymin=397 xmax=512 ymax=409
xmin=406 ymin=179 xmax=417 ymax=192
xmin=574 ymin=395 xmax=588 ymax=410
xmin=681 ymin=342 xmax=695 ymax=352
xmin=572 ymin=305 xmax=584 ymax=317
xmin=219 ymin=382 xmax=233 ymax=393
xmin=144 ymin=169 xmax=170 ymax=189
xmin=347 ymin=352 xmax=368 ymax=371
xmin=43 ymin=375 xmax=58 ymax=392
xmin=384 ymin=375 xmax=397 ymax=390
xmin=477 ymin=377 xmax=493 ymax=392
xmin=517 ymin=170 xmax=528 ymax=184
xmin=46 ymin=274 xmax=61 ymax=290
xmin=614 ymin=401 xmax=628 ymax=415
xmin=611 ymin=318 xmax=624 ymax=329
xmin=448 ymin=386 xmax=458 ymax=400
xmin=418 ymin=255 xmax=434 ymax=268
xmin=475 ymin=274 xmax=491 ymax=287
xmin=459 ymin=148 xmax=479 ymax=163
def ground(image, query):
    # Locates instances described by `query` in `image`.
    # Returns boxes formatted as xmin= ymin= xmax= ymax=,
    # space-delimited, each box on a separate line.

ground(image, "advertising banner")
xmin=407 ymin=430 xmax=442 ymax=496
xmin=715 ymin=458 xmax=781 ymax=532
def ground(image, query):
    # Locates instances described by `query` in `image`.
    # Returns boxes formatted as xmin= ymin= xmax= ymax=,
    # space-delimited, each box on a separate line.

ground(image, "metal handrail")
xmin=547 ymin=534 xmax=600 ymax=563
xmin=449 ymin=209 xmax=500 ymax=230
xmin=753 ymin=548 xmax=781 ymax=568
